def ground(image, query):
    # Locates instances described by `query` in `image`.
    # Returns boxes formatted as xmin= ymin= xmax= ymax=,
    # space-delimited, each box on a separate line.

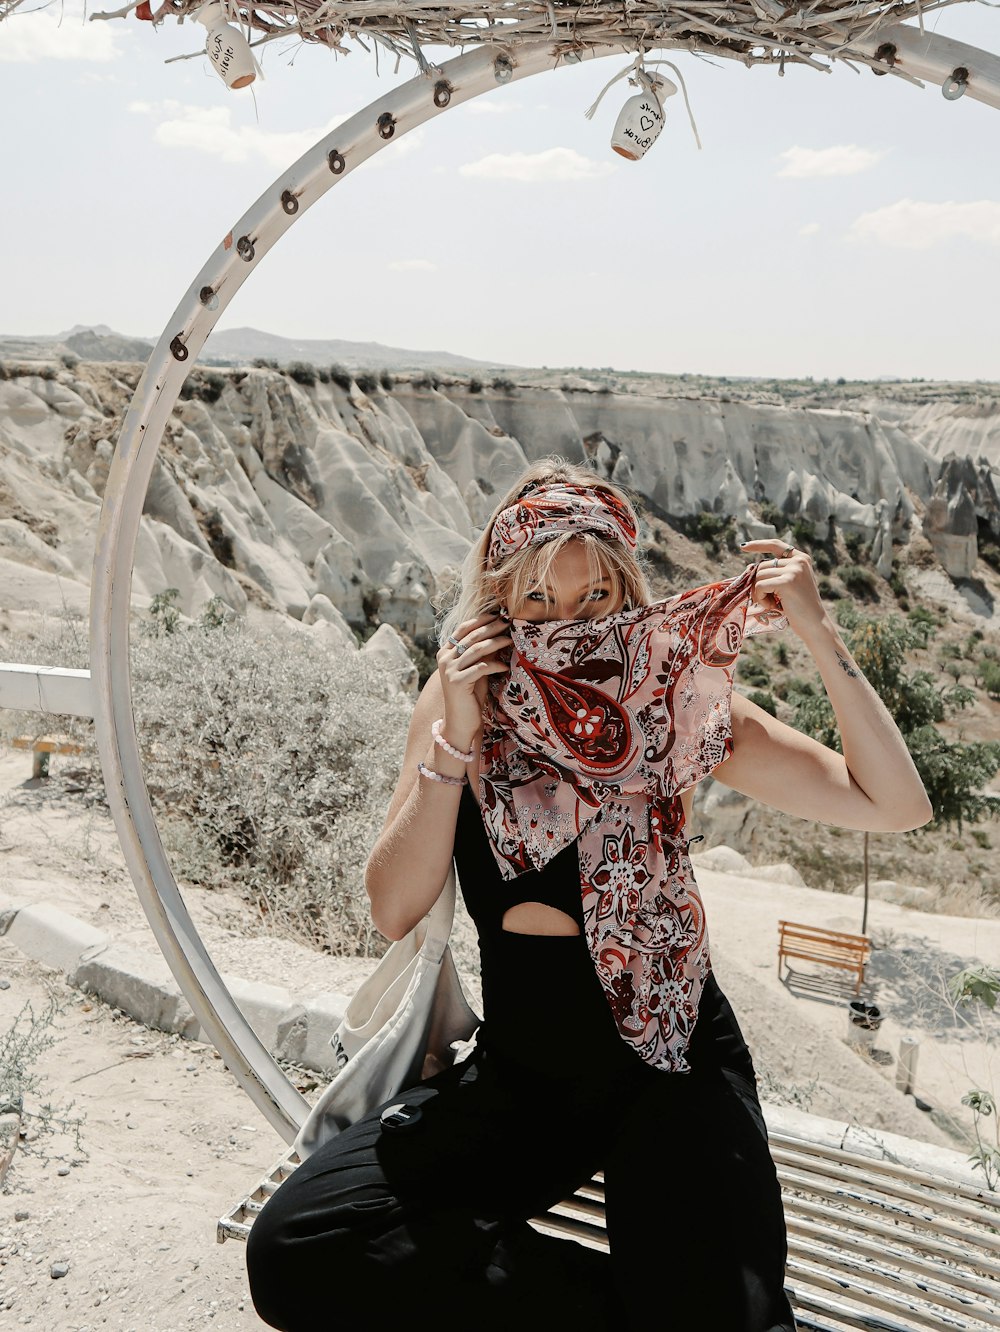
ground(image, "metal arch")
xmin=89 ymin=39 xmax=630 ymax=1145
xmin=851 ymin=24 xmax=1000 ymax=109
xmin=90 ymin=25 xmax=1000 ymax=1145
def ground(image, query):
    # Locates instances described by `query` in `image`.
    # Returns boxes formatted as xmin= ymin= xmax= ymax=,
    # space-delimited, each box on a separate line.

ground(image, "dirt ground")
xmin=0 ymin=937 xmax=286 ymax=1330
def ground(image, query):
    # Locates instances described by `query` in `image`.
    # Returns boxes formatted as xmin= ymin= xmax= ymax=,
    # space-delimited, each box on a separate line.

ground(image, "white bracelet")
xmin=417 ymin=760 xmax=467 ymax=787
xmin=431 ymin=718 xmax=475 ymax=764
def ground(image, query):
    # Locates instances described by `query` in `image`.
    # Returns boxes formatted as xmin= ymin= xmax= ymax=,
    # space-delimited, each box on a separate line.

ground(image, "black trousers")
xmin=246 ymin=1045 xmax=797 ymax=1332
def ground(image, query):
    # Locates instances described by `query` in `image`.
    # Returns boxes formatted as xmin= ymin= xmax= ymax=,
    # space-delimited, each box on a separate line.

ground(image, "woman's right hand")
xmin=437 ymin=611 xmax=512 ymax=741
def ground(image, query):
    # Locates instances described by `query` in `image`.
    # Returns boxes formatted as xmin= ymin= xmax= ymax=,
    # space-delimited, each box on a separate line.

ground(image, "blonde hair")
xmin=437 ymin=457 xmax=654 ymax=647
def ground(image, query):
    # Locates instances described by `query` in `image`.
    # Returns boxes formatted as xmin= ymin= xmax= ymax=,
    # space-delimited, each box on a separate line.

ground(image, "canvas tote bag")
xmin=293 ymin=868 xmax=480 ymax=1160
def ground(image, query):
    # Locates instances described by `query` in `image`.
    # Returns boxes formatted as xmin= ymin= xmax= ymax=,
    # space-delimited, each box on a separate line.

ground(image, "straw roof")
xmin=5 ymin=0 xmax=983 ymax=76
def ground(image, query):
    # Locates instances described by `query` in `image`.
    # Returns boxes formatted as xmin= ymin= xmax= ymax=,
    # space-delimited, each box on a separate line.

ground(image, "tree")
xmin=789 ymin=604 xmax=1000 ymax=931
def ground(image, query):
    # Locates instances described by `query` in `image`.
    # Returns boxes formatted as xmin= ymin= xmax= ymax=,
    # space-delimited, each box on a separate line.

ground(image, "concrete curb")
xmin=0 ymin=895 xmax=351 ymax=1077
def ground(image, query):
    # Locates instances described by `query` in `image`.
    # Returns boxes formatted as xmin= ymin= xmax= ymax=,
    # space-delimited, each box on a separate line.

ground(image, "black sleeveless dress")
xmin=453 ymin=781 xmax=758 ymax=1087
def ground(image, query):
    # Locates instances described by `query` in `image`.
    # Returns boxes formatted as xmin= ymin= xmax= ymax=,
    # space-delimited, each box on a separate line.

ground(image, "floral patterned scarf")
xmin=480 ymin=561 xmax=784 ymax=1072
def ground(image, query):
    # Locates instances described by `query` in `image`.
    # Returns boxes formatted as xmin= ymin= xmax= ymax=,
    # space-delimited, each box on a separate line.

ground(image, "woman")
xmin=247 ymin=458 xmax=931 ymax=1332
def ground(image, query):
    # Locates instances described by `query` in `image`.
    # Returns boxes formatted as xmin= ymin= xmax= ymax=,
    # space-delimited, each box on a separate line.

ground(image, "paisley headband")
xmin=486 ymin=483 xmax=639 ymax=568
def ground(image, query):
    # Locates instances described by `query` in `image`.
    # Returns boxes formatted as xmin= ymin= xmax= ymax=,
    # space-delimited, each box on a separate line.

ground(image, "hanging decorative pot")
xmin=195 ymin=2 xmax=259 ymax=90
xmin=610 ymin=72 xmax=677 ymax=160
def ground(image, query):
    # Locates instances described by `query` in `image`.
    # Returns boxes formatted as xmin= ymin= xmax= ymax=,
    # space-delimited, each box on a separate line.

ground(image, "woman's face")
xmin=506 ymin=542 xmax=625 ymax=623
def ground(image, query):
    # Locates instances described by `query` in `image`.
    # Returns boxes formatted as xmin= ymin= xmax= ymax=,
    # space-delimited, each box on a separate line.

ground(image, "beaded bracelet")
xmin=431 ymin=718 xmax=475 ymax=764
xmin=417 ymin=760 xmax=467 ymax=787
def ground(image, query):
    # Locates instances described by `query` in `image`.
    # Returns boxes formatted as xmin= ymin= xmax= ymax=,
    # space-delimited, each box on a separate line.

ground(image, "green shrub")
xmin=148 ymin=587 xmax=182 ymax=635
xmin=740 ymin=659 xmax=771 ymax=688
xmin=379 ymin=371 xmax=395 ymax=392
xmin=839 ymin=564 xmax=878 ymax=600
xmin=812 ymin=548 xmax=832 ymax=575
xmin=252 ymin=357 xmax=279 ymax=370
xmin=491 ymin=376 xmax=515 ymax=392
xmin=907 ymin=606 xmax=938 ymax=644
xmin=287 ymin=361 xmax=317 ymax=388
xmin=843 ymin=531 xmax=868 ymax=564
xmin=747 ymin=689 xmax=778 ymax=716
xmin=179 ymin=370 xmax=227 ymax=405
xmin=468 ymin=378 xmax=483 ymax=394
xmin=776 ymin=640 xmax=789 ymax=667
xmin=983 ymin=659 xmax=1000 ymax=700
xmin=329 ymin=365 xmax=353 ymax=391
xmin=690 ymin=511 xmax=737 ymax=557
xmin=777 ymin=675 xmax=816 ymax=702
xmin=817 ymin=577 xmax=840 ymax=600
xmin=981 ymin=538 xmax=1000 ymax=574
xmin=758 ymin=502 xmax=785 ymax=531
xmin=790 ymin=518 xmax=817 ymax=549
xmin=355 ymin=372 xmax=378 ymax=395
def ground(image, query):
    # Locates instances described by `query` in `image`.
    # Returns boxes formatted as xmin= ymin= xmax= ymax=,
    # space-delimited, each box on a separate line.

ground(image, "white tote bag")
xmin=293 ymin=868 xmax=480 ymax=1160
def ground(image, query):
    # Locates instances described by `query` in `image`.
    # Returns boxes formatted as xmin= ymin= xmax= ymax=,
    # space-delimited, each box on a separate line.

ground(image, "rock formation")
xmin=1 ymin=361 xmax=998 ymax=663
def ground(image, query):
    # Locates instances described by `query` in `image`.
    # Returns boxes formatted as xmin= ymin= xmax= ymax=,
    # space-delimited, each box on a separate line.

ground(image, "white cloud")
xmin=459 ymin=147 xmax=615 ymax=183
xmin=388 ymin=258 xmax=437 ymax=272
xmin=776 ymin=145 xmax=885 ymax=178
xmin=129 ymin=100 xmax=347 ymax=168
xmin=799 ymin=222 xmax=821 ymax=236
xmin=847 ymin=198 xmax=1000 ymax=249
xmin=467 ymin=100 xmax=523 ymax=116
xmin=0 ymin=10 xmax=123 ymax=62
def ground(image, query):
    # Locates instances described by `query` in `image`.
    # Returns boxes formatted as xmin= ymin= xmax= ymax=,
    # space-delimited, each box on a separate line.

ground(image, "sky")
xmin=1 ymin=2 xmax=998 ymax=380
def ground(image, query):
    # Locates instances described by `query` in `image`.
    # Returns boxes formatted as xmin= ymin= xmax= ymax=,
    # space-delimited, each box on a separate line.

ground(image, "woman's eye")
xmin=526 ymin=591 xmax=549 ymax=602
xmin=590 ymin=589 xmax=609 ymax=601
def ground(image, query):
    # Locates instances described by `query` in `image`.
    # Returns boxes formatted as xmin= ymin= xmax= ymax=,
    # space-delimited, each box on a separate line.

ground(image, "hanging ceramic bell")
xmin=195 ymin=1 xmax=258 ymax=90
xmin=610 ymin=74 xmax=677 ymax=160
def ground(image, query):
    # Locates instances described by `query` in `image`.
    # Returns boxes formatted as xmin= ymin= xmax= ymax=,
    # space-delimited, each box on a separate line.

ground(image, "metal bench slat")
xmin=786 ymin=1256 xmax=991 ymax=1332
xmin=789 ymin=1285 xmax=943 ymax=1332
xmin=786 ymin=1233 xmax=1000 ymax=1326
xmin=777 ymin=1166 xmax=998 ymax=1250
xmin=772 ymin=1146 xmax=1000 ymax=1230
xmin=786 ymin=1205 xmax=1000 ymax=1291
xmin=769 ymin=1132 xmax=1000 ymax=1208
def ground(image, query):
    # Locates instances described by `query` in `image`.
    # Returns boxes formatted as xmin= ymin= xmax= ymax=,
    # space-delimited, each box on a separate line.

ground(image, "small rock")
xmin=50 ymin=1263 xmax=69 ymax=1279
xmin=750 ymin=862 xmax=807 ymax=888
xmin=14 ymin=1212 xmax=28 ymax=1222
xmin=0 ymin=979 xmax=10 ymax=990
xmin=691 ymin=844 xmax=753 ymax=875
xmin=57 ymin=1167 xmax=70 ymax=1177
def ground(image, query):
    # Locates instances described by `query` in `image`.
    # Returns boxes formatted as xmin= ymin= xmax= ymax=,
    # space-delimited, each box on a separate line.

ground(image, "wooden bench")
xmin=218 ymin=1134 xmax=1000 ymax=1331
xmin=778 ymin=920 xmax=870 ymax=996
xmin=11 ymin=734 xmax=85 ymax=780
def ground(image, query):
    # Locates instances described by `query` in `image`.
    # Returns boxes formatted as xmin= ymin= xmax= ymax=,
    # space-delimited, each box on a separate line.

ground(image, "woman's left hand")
xmin=739 ymin=540 xmax=828 ymax=639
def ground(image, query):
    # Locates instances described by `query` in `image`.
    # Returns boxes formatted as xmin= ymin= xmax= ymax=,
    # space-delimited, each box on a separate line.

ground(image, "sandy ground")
xmin=0 ymin=938 xmax=286 ymax=1330
xmin=2 ymin=745 xmax=999 ymax=1330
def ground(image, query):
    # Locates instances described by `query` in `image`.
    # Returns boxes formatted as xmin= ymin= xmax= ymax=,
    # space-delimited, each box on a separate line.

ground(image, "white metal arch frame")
xmin=90 ymin=25 xmax=1000 ymax=1146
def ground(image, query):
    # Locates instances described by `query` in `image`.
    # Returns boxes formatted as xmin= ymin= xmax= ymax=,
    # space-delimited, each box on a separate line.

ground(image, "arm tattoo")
xmin=836 ymin=651 xmax=860 ymax=679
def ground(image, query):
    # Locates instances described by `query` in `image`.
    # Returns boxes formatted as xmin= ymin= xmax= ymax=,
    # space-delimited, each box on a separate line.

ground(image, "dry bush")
xmin=0 ymin=609 xmax=413 ymax=957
